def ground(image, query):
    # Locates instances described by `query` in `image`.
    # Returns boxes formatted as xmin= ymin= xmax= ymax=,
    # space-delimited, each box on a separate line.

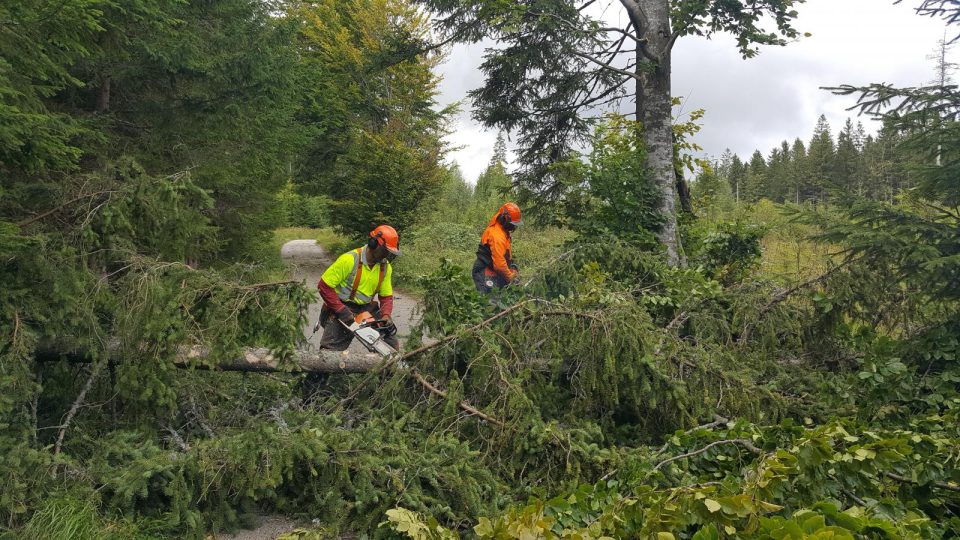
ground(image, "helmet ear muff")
xmin=368 ymin=231 xmax=383 ymax=250
xmin=499 ymin=211 xmax=510 ymax=226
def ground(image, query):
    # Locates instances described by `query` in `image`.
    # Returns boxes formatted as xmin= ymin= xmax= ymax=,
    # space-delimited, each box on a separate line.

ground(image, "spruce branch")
xmin=339 ymin=298 xmax=548 ymax=405
xmin=739 ymin=256 xmax=861 ymax=344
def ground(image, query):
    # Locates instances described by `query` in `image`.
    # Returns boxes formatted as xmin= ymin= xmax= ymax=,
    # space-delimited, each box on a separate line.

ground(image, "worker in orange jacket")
xmin=472 ymin=203 xmax=522 ymax=293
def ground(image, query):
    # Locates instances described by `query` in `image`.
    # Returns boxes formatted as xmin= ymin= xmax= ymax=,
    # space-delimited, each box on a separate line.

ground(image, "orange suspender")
xmin=348 ymin=249 xmax=363 ymax=301
xmin=375 ymin=262 xmax=386 ymax=296
xmin=348 ymin=248 xmax=388 ymax=302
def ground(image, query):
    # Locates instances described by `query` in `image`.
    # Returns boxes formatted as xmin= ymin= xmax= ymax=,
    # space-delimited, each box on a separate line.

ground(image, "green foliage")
xmin=277 ymin=182 xmax=331 ymax=229
xmin=328 ymin=127 xmax=446 ymax=238
xmin=670 ymin=0 xmax=807 ymax=59
xmin=559 ymin=116 xmax=662 ymax=245
xmin=431 ymin=166 xmax=478 ymax=225
xmin=388 ymin=412 xmax=960 ymax=539
xmin=384 ymin=508 xmax=459 ymax=540
xmin=6 ymin=1 xmax=960 ymax=539
xmin=690 ymin=221 xmax=767 ymax=284
xmin=293 ymin=0 xmax=448 ymax=240
xmin=73 ymin=413 xmax=505 ymax=538
xmin=673 ymin=105 xmax=711 ymax=180
xmin=473 ymin=135 xmax=512 ymax=204
xmin=0 ymin=0 xmax=101 ymax=171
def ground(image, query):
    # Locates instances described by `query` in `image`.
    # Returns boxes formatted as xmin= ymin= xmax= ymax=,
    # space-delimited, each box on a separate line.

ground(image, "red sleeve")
xmin=379 ymin=295 xmax=394 ymax=317
xmin=318 ymin=280 xmax=347 ymax=313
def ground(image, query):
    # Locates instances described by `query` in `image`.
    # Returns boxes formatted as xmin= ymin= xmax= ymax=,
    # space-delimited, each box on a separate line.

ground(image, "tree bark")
xmin=177 ymin=346 xmax=386 ymax=373
xmin=35 ymin=341 xmax=385 ymax=374
xmin=96 ymin=75 xmax=111 ymax=113
xmin=634 ymin=0 xmax=681 ymax=266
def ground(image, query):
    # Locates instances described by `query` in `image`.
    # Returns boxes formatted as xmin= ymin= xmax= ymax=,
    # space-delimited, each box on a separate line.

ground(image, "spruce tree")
xmin=474 ymin=132 xmax=512 ymax=203
xmin=715 ymin=149 xmax=735 ymax=179
xmin=742 ymin=150 xmax=769 ymax=202
xmin=805 ymin=115 xmax=835 ymax=203
xmin=788 ymin=138 xmax=809 ymax=204
xmin=765 ymin=141 xmax=793 ymax=202
xmin=727 ymin=154 xmax=747 ymax=203
xmin=0 ymin=0 xmax=104 ymax=173
xmin=819 ymin=0 xmax=960 ymax=348
xmin=833 ymin=118 xmax=861 ymax=195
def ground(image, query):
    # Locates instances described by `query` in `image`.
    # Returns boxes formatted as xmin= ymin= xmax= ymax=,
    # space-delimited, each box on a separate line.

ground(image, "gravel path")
xmin=223 ymin=239 xmax=422 ymax=540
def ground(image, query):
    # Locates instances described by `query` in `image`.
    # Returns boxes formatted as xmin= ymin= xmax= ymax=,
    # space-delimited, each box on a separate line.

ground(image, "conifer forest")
xmin=3 ymin=0 xmax=960 ymax=538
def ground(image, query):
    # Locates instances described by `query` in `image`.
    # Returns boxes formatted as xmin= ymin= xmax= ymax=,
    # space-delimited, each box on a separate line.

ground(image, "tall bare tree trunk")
xmin=635 ymin=0 xmax=681 ymax=266
xmin=96 ymin=75 xmax=111 ymax=113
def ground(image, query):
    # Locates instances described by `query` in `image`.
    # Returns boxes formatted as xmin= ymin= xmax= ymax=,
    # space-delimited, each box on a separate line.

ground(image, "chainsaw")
xmin=311 ymin=308 xmax=400 ymax=360
xmin=344 ymin=311 xmax=398 ymax=358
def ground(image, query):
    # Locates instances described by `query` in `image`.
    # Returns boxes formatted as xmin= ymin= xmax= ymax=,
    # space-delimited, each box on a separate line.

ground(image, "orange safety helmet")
xmin=497 ymin=202 xmax=522 ymax=228
xmin=369 ymin=224 xmax=401 ymax=256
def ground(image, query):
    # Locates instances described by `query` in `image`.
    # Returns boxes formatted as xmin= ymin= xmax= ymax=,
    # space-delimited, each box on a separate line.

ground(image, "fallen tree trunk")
xmin=176 ymin=346 xmax=385 ymax=373
xmin=35 ymin=340 xmax=384 ymax=374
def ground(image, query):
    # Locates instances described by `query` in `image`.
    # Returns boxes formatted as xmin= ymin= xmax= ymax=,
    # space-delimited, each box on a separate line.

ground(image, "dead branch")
xmin=237 ymin=280 xmax=300 ymax=290
xmin=651 ymin=438 xmax=761 ymax=473
xmin=54 ymin=359 xmax=106 ymax=456
xmin=187 ymin=393 xmax=214 ymax=438
xmin=165 ymin=426 xmax=191 ymax=451
xmin=410 ymin=370 xmax=504 ymax=427
xmin=655 ymin=414 xmax=730 ymax=456
xmin=886 ymin=472 xmax=960 ymax=492
xmin=17 ymin=189 xmax=117 ymax=228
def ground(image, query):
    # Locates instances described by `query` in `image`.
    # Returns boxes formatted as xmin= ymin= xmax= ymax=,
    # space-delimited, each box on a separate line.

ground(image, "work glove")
xmin=336 ymin=308 xmax=354 ymax=326
xmin=380 ymin=315 xmax=397 ymax=337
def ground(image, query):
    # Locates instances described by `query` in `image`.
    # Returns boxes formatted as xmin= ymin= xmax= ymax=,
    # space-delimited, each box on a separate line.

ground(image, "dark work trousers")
xmin=472 ymin=259 xmax=510 ymax=294
xmin=303 ymin=301 xmax=399 ymax=403
xmin=319 ymin=300 xmax=400 ymax=351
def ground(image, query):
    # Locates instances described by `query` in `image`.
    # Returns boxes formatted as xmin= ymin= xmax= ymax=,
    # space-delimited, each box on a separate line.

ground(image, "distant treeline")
xmin=700 ymin=115 xmax=914 ymax=204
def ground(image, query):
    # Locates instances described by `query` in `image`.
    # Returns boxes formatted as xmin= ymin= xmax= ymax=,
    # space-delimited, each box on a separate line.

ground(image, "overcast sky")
xmin=434 ymin=0 xmax=956 ymax=183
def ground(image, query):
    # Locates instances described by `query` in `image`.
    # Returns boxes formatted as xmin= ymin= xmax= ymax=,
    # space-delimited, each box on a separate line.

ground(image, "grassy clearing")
xmin=750 ymin=201 xmax=840 ymax=283
xmin=698 ymin=199 xmax=839 ymax=284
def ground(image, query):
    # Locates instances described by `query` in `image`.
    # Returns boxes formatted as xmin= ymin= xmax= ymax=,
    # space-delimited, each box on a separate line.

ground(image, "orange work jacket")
xmin=476 ymin=220 xmax=516 ymax=282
